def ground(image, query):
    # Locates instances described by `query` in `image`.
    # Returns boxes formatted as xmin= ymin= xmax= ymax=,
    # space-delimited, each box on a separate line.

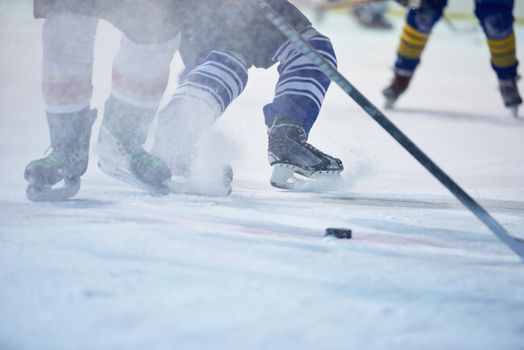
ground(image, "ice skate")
xmin=24 ymin=108 xmax=97 ymax=202
xmin=267 ymin=117 xmax=343 ymax=191
xmin=499 ymin=77 xmax=522 ymax=118
xmin=152 ymin=96 xmax=233 ymax=197
xmin=382 ymin=71 xmax=412 ymax=109
xmin=97 ymin=96 xmax=171 ymax=195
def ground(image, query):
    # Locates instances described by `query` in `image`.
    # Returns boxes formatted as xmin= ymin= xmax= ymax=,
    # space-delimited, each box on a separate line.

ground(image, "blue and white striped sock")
xmin=153 ymin=50 xmax=248 ymax=167
xmin=264 ymin=27 xmax=337 ymax=136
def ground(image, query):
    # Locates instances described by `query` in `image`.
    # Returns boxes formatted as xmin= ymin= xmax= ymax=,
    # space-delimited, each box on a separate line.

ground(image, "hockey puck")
xmin=325 ymin=227 xmax=352 ymax=239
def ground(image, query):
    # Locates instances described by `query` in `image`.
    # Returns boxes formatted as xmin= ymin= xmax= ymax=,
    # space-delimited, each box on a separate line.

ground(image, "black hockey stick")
xmin=247 ymin=0 xmax=524 ymax=260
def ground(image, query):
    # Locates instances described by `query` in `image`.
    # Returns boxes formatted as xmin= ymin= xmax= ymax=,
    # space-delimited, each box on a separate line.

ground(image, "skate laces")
xmin=269 ymin=122 xmax=340 ymax=166
xmin=269 ymin=121 xmax=307 ymax=142
xmin=302 ymin=140 xmax=342 ymax=169
xmin=37 ymin=150 xmax=70 ymax=169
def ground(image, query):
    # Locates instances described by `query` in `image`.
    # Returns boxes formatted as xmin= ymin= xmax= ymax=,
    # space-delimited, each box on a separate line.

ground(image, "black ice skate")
xmin=24 ymin=108 xmax=97 ymax=202
xmin=267 ymin=117 xmax=343 ymax=191
xmin=97 ymin=96 xmax=171 ymax=195
xmin=382 ymin=70 xmax=412 ymax=109
xmin=499 ymin=77 xmax=522 ymax=118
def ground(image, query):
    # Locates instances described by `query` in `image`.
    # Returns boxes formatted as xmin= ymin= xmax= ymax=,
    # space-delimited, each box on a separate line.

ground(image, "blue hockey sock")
xmin=263 ymin=27 xmax=337 ymax=137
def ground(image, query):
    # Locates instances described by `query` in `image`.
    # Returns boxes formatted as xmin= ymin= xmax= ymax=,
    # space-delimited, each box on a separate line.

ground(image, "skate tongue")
xmin=26 ymin=177 xmax=80 ymax=202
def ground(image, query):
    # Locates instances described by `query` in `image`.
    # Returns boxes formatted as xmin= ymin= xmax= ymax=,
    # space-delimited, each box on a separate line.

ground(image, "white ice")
xmin=1 ymin=1 xmax=524 ymax=350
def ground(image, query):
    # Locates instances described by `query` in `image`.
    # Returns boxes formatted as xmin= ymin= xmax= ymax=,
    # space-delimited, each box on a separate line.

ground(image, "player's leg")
xmin=97 ymin=1 xmax=182 ymax=193
xmin=24 ymin=12 xmax=98 ymax=201
xmin=151 ymin=50 xmax=248 ymax=195
xmin=263 ymin=26 xmax=344 ymax=190
xmin=152 ymin=1 xmax=341 ymax=192
xmin=97 ymin=34 xmax=180 ymax=193
xmin=383 ymin=0 xmax=447 ymax=108
xmin=475 ymin=0 xmax=522 ymax=116
xmin=148 ymin=2 xmax=255 ymax=195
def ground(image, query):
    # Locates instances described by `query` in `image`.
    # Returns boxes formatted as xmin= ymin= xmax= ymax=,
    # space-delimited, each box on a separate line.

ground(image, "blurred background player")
xmin=148 ymin=0 xmax=344 ymax=194
xmin=383 ymin=0 xmax=522 ymax=117
xmin=24 ymin=0 xmax=181 ymax=201
xmin=322 ymin=0 xmax=392 ymax=29
xmin=352 ymin=0 xmax=392 ymax=29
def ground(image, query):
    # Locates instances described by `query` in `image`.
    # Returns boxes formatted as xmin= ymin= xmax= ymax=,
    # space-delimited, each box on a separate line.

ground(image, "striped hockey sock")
xmin=153 ymin=50 xmax=249 ymax=168
xmin=264 ymin=27 xmax=337 ymax=136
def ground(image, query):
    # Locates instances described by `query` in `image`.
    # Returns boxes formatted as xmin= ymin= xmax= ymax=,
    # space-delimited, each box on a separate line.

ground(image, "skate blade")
xmin=270 ymin=164 xmax=342 ymax=192
xmin=509 ymin=105 xmax=519 ymax=118
xmin=98 ymin=162 xmax=169 ymax=196
xmin=26 ymin=177 xmax=80 ymax=202
xmin=99 ymin=162 xmax=232 ymax=197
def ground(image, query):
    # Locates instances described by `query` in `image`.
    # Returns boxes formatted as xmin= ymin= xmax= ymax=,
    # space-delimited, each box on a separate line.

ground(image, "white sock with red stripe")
xmin=111 ymin=34 xmax=180 ymax=109
xmin=41 ymin=13 xmax=98 ymax=113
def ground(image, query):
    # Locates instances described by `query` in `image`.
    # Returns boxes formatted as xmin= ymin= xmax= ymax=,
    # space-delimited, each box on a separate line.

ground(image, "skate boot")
xmin=24 ymin=108 xmax=97 ymax=201
xmin=152 ymin=98 xmax=233 ymax=196
xmin=268 ymin=117 xmax=343 ymax=191
xmin=382 ymin=70 xmax=413 ymax=109
xmin=499 ymin=77 xmax=522 ymax=118
xmin=98 ymin=96 xmax=171 ymax=195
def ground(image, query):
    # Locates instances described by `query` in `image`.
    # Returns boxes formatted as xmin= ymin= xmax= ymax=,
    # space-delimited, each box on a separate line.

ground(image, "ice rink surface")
xmin=1 ymin=1 xmax=524 ymax=349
